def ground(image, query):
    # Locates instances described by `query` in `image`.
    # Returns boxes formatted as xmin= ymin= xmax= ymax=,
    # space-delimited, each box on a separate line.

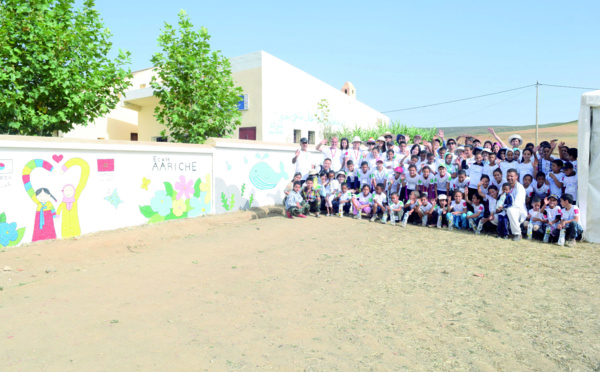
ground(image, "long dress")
xmin=32 ymin=202 xmax=57 ymax=242
xmin=57 ymin=201 xmax=81 ymax=238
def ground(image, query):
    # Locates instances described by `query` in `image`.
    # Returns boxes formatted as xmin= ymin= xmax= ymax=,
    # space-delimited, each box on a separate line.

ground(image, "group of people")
xmin=285 ymin=128 xmax=583 ymax=246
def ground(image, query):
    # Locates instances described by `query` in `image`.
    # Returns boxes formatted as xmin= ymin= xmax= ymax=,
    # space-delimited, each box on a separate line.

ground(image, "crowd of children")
xmin=285 ymin=131 xmax=584 ymax=247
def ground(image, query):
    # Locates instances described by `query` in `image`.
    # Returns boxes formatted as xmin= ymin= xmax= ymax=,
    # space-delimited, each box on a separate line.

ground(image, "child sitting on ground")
xmin=285 ymin=181 xmax=308 ymax=219
xmin=541 ymin=194 xmax=562 ymax=242
xmin=431 ymin=194 xmax=449 ymax=228
xmin=301 ymin=177 xmax=321 ymax=218
xmin=523 ymin=196 xmax=545 ymax=239
xmin=554 ymin=193 xmax=582 ymax=246
xmin=496 ymin=183 xmax=514 ymax=239
xmin=324 ymin=171 xmax=340 ymax=216
xmin=352 ymin=184 xmax=373 ymax=220
xmin=334 ymin=182 xmax=353 ymax=217
xmin=386 ymin=192 xmax=404 ymax=225
xmin=402 ymin=190 xmax=421 ymax=226
xmin=466 ymin=192 xmax=485 ymax=232
xmin=371 ymin=183 xmax=387 ymax=222
xmin=447 ymin=190 xmax=468 ymax=230
xmin=416 ymin=192 xmax=435 ymax=226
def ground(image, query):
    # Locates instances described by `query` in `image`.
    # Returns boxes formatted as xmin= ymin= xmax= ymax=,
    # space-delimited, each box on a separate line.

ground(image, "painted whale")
xmin=249 ymin=161 xmax=288 ymax=190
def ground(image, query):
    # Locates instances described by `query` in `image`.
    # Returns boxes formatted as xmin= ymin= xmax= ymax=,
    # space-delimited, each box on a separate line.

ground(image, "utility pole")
xmin=535 ymin=81 xmax=539 ymax=145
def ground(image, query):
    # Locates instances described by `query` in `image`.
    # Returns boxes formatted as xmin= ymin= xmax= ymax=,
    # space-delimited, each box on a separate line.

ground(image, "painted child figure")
xmin=496 ymin=183 xmax=515 ymax=239
xmin=385 ymin=192 xmax=404 ymax=225
xmin=285 ymin=181 xmax=308 ymax=218
xmin=370 ymin=183 xmax=387 ymax=222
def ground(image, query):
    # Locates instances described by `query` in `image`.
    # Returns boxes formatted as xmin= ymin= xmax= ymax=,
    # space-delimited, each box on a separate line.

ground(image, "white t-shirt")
xmin=562 ymin=205 xmax=580 ymax=222
xmin=546 ymin=172 xmax=565 ymax=197
xmin=545 ymin=205 xmax=562 ymax=226
xmin=384 ymin=158 xmax=398 ymax=170
xmin=563 ymin=174 xmax=577 ymax=200
xmin=450 ymin=200 xmax=468 ymax=213
xmin=354 ymin=192 xmax=373 ymax=204
xmin=370 ymin=168 xmax=392 ymax=187
xmin=325 ymin=179 xmax=340 ymax=195
xmin=485 ymin=195 xmax=497 ymax=215
xmin=422 ymin=161 xmax=438 ymax=174
xmin=499 ymin=160 xmax=518 ymax=177
xmin=531 ymin=182 xmax=550 ymax=199
xmin=472 ymin=203 xmax=485 ymax=216
xmin=344 ymin=148 xmax=364 ymax=169
xmin=339 ymin=191 xmax=353 ymax=202
xmin=528 ymin=208 xmax=544 ymax=227
xmin=357 ymin=169 xmax=371 ymax=187
xmin=404 ymin=173 xmax=420 ymax=191
xmin=420 ymin=202 xmax=434 ymax=213
xmin=321 ymin=147 xmax=344 ymax=172
xmin=418 ymin=174 xmax=437 ymax=188
xmin=389 ymin=200 xmax=404 ymax=211
xmin=390 ymin=176 xmax=403 ymax=194
xmin=571 ymin=160 xmax=578 ymax=173
xmin=467 ymin=163 xmax=484 ymax=188
xmin=436 ymin=173 xmax=450 ymax=192
xmin=344 ymin=168 xmax=358 ymax=183
xmin=452 ymin=177 xmax=470 ymax=193
xmin=483 ymin=163 xmax=500 ymax=179
xmin=518 ymin=162 xmax=535 ymax=183
xmin=294 ymin=150 xmax=312 ymax=180
xmin=373 ymin=192 xmax=387 ymax=205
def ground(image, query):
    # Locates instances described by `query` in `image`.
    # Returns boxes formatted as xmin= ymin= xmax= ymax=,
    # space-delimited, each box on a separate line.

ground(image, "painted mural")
xmin=0 ymin=212 xmax=25 ymax=248
xmin=22 ymin=157 xmax=89 ymax=241
xmin=139 ymin=174 xmax=212 ymax=223
xmin=249 ymin=154 xmax=288 ymax=190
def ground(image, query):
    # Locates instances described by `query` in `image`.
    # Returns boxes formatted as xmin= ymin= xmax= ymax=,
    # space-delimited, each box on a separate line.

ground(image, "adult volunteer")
xmin=316 ymin=137 xmax=344 ymax=172
xmin=292 ymin=137 xmax=315 ymax=181
xmin=506 ymin=168 xmax=527 ymax=241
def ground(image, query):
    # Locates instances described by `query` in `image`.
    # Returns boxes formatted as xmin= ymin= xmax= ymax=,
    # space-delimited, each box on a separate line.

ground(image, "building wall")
xmin=62 ymin=106 xmax=138 ymax=141
xmin=261 ymin=52 xmax=389 ymax=144
xmin=232 ymin=67 xmax=263 ymax=141
xmin=138 ymin=104 xmax=169 ymax=142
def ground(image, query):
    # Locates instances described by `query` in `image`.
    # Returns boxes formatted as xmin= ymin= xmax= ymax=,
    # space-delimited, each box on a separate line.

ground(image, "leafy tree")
xmin=0 ymin=0 xmax=132 ymax=136
xmin=150 ymin=10 xmax=243 ymax=144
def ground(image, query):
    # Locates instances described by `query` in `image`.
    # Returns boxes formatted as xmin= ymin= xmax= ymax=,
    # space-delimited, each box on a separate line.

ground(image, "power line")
xmin=381 ymin=84 xmax=535 ymax=113
xmin=538 ymin=83 xmax=599 ymax=90
xmin=382 ymin=82 xmax=600 ymax=114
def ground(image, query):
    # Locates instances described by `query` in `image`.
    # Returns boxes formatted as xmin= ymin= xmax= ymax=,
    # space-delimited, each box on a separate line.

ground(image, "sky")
xmin=89 ymin=0 xmax=599 ymax=128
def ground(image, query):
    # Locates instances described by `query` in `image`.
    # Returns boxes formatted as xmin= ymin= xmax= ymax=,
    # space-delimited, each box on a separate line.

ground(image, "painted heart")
xmin=52 ymin=154 xmax=64 ymax=163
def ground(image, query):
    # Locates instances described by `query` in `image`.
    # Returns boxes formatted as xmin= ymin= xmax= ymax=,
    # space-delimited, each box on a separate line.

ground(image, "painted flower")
xmin=174 ymin=175 xmax=194 ymax=200
xmin=150 ymin=190 xmax=173 ymax=216
xmin=199 ymin=173 xmax=212 ymax=204
xmin=172 ymin=198 xmax=186 ymax=217
xmin=188 ymin=196 xmax=211 ymax=218
xmin=0 ymin=222 xmax=18 ymax=247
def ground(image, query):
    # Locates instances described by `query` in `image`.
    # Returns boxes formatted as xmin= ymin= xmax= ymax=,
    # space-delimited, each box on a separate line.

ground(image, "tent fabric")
xmin=577 ymin=90 xmax=600 ymax=243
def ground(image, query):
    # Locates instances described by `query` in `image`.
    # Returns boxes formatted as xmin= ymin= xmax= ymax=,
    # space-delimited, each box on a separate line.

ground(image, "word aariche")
xmin=151 ymin=156 xmax=197 ymax=172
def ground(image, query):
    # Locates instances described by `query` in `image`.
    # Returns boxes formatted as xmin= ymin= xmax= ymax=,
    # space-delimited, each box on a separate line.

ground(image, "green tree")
xmin=150 ymin=10 xmax=243 ymax=144
xmin=0 ymin=0 xmax=132 ymax=136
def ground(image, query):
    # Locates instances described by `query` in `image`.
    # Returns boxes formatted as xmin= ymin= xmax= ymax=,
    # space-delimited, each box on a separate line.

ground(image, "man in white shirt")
xmin=316 ymin=137 xmax=343 ymax=172
xmin=506 ymin=169 xmax=527 ymax=241
xmin=292 ymin=137 xmax=314 ymax=181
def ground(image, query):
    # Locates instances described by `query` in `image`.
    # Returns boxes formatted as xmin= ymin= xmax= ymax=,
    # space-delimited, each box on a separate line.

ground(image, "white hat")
xmin=377 ymin=136 xmax=386 ymax=142
xmin=438 ymin=194 xmax=447 ymax=200
xmin=482 ymin=148 xmax=492 ymax=154
xmin=454 ymin=146 xmax=465 ymax=155
xmin=352 ymin=136 xmax=362 ymax=143
xmin=508 ymin=134 xmax=523 ymax=147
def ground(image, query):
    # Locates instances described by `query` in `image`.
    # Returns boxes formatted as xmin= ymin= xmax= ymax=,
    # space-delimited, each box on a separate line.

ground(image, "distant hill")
xmin=433 ymin=120 xmax=577 ymax=139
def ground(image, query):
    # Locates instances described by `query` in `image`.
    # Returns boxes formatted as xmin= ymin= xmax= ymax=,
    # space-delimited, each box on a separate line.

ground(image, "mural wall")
xmin=0 ymin=137 xmax=213 ymax=247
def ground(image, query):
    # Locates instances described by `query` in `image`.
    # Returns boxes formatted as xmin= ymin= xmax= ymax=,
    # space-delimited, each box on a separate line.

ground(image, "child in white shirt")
xmin=447 ymin=190 xmax=469 ymax=229
xmin=370 ymin=183 xmax=387 ymax=222
xmin=532 ymin=172 xmax=550 ymax=199
xmin=562 ymin=162 xmax=577 ymax=202
xmin=386 ymin=192 xmax=404 ymax=225
xmin=352 ymin=184 xmax=373 ymax=220
xmin=403 ymin=165 xmax=420 ymax=202
xmin=335 ymin=182 xmax=354 ymax=217
xmin=524 ymin=197 xmax=544 ymax=238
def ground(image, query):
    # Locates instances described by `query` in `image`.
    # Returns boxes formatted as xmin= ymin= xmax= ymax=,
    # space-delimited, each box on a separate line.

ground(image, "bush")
xmin=330 ymin=121 xmax=437 ymax=143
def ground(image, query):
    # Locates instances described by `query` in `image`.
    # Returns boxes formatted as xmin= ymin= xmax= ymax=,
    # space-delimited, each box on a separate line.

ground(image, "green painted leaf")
xmin=7 ymin=227 xmax=26 ymax=247
xmin=0 ymin=213 xmax=5 ymax=223
xmin=139 ymin=205 xmax=155 ymax=218
xmin=193 ymin=178 xmax=202 ymax=198
xmin=164 ymin=182 xmax=174 ymax=198
xmin=148 ymin=214 xmax=165 ymax=224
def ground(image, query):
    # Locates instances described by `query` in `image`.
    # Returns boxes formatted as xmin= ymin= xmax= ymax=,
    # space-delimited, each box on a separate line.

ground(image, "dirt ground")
xmin=1 ymin=210 xmax=599 ymax=371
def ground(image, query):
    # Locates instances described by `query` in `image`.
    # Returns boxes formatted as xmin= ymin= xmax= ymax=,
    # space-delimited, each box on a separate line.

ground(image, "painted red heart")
xmin=52 ymin=154 xmax=64 ymax=163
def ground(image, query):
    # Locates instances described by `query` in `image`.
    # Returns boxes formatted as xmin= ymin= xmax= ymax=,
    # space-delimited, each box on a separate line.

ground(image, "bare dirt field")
xmin=1 ymin=210 xmax=599 ymax=371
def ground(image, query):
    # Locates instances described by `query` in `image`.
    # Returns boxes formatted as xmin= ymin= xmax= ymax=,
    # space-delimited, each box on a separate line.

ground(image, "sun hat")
xmin=454 ymin=146 xmax=465 ymax=155
xmin=383 ymin=131 xmax=393 ymax=138
xmin=377 ymin=136 xmax=386 ymax=142
xmin=351 ymin=136 xmax=362 ymax=143
xmin=394 ymin=166 xmax=403 ymax=173
xmin=376 ymin=157 xmax=384 ymax=163
xmin=367 ymin=137 xmax=376 ymax=144
xmin=482 ymin=148 xmax=492 ymax=154
xmin=308 ymin=169 xmax=319 ymax=175
xmin=508 ymin=134 xmax=523 ymax=147
xmin=548 ymin=194 xmax=558 ymax=200
xmin=506 ymin=148 xmax=514 ymax=153
xmin=336 ymin=171 xmax=346 ymax=177
xmin=414 ymin=134 xmax=422 ymax=139
xmin=438 ymin=194 xmax=447 ymax=200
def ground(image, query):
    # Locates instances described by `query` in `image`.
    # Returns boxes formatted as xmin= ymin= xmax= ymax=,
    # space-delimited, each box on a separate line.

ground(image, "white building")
xmin=63 ymin=51 xmax=389 ymax=144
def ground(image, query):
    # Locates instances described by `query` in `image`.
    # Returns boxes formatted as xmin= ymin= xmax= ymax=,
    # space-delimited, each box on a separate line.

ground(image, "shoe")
xmin=315 ymin=213 xmax=320 ymax=218
xmin=512 ymin=235 xmax=522 ymax=242
xmin=566 ymin=239 xmax=576 ymax=247
xmin=370 ymin=216 xmax=376 ymax=222
xmin=390 ymin=221 xmax=396 ymax=226
xmin=503 ymin=236 xmax=509 ymax=239
xmin=286 ymin=211 xmax=293 ymax=219
xmin=297 ymin=214 xmax=307 ymax=218
xmin=354 ymin=213 xmax=359 ymax=219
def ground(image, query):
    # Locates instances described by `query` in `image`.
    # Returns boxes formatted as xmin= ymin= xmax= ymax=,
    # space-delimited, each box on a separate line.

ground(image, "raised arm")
xmin=487 ymin=128 xmax=507 ymax=148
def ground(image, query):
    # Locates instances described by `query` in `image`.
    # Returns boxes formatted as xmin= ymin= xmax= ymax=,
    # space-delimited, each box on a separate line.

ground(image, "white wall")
xmin=0 ymin=136 xmax=213 ymax=248
xmin=261 ymin=52 xmax=389 ymax=144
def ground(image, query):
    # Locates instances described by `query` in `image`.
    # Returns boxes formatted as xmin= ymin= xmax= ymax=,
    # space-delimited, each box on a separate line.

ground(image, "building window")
xmin=294 ymin=129 xmax=301 ymax=143
xmin=308 ymin=131 xmax=315 ymax=144
xmin=344 ymin=89 xmax=348 ymax=94
xmin=152 ymin=136 xmax=168 ymax=142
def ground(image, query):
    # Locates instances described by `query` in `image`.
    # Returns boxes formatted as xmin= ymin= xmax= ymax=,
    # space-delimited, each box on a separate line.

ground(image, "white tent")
xmin=577 ymin=90 xmax=600 ymax=243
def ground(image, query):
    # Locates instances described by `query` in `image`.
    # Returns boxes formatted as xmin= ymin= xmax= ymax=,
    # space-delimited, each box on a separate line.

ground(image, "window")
xmin=294 ymin=129 xmax=301 ymax=143
xmin=151 ymin=136 xmax=168 ymax=142
xmin=140 ymin=84 xmax=147 ymax=89
xmin=308 ymin=131 xmax=315 ymax=145
xmin=344 ymin=89 xmax=348 ymax=94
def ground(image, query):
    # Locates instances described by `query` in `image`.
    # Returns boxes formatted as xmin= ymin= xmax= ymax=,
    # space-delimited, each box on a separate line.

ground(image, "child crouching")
xmin=285 ymin=181 xmax=308 ymax=218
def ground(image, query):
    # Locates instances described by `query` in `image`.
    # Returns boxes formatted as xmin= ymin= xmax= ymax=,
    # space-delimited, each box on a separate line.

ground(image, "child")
xmin=554 ymin=194 xmax=583 ymax=246
xmin=334 ymin=182 xmax=353 ymax=217
xmin=403 ymin=165 xmax=420 ymax=202
xmin=452 ymin=170 xmax=470 ymax=199
xmin=423 ymin=153 xmax=437 ymax=175
xmin=479 ymin=185 xmax=499 ymax=233
xmin=490 ymin=169 xmax=504 ymax=189
xmin=532 ymin=172 xmax=550 ymax=199
xmin=368 ymin=147 xmax=380 ymax=169
xmin=466 ymin=192 xmax=485 ymax=232
xmin=352 ymin=184 xmax=373 ymax=220
xmin=402 ymin=190 xmax=421 ymax=226
xmin=285 ymin=181 xmax=308 ymax=218
xmin=324 ymin=171 xmax=340 ymax=216
xmin=389 ymin=167 xmax=404 ymax=196
xmin=371 ymin=158 xmax=392 ymax=192
xmin=416 ymin=192 xmax=435 ymax=226
xmin=436 ymin=165 xmax=451 ymax=198
xmin=447 ymin=190 xmax=468 ymax=229
xmin=431 ymin=194 xmax=449 ymax=228
xmin=371 ymin=183 xmax=387 ymax=222
xmin=496 ymin=183 xmax=514 ymax=238
xmin=418 ymin=165 xmax=437 ymax=202
xmin=283 ymin=172 xmax=303 ymax=206
xmin=499 ymin=148 xmax=518 ymax=177
xmin=518 ymin=148 xmax=537 ymax=183
xmin=562 ymin=162 xmax=577 ymax=203
xmin=386 ymin=192 xmax=404 ymax=225
xmin=466 ymin=152 xmax=484 ymax=199
xmin=541 ymin=194 xmax=562 ymax=241
xmin=442 ymin=153 xmax=458 ymax=179
xmin=357 ymin=161 xmax=371 ymax=190
xmin=523 ymin=197 xmax=544 ymax=239
xmin=567 ymin=148 xmax=578 ymax=173
xmin=384 ymin=150 xmax=398 ymax=170
xmin=345 ymin=160 xmax=360 ymax=193
xmin=301 ymin=177 xmax=321 ymax=218
xmin=546 ymin=159 xmax=565 ymax=198
xmin=483 ymin=152 xmax=499 ymax=179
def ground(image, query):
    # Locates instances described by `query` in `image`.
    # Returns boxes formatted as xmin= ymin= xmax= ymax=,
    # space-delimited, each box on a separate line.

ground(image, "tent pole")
xmin=535 ymin=81 xmax=539 ymax=145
